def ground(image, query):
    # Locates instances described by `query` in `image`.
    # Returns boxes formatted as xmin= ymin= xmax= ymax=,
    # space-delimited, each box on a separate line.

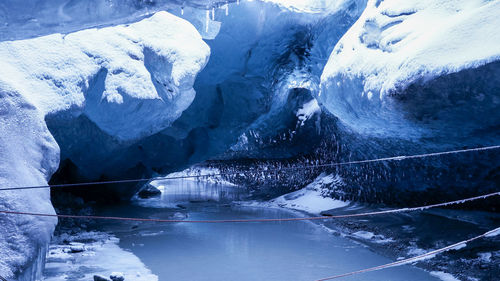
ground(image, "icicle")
xmin=212 ymin=7 xmax=215 ymax=21
xmin=181 ymin=7 xmax=184 ymax=15
xmin=206 ymin=9 xmax=210 ymax=32
xmin=225 ymin=2 xmax=229 ymax=16
xmin=237 ymin=0 xmax=240 ymax=5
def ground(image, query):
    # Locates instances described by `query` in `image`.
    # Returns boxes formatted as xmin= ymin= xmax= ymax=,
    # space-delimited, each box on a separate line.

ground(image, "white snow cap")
xmin=0 ymin=11 xmax=210 ymax=141
xmin=322 ymin=0 xmax=500 ymax=96
xmin=319 ymin=0 xmax=500 ymax=135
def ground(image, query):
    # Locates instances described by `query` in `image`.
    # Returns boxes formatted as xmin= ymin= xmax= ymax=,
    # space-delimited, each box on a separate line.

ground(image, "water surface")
xmin=98 ymin=180 xmax=440 ymax=281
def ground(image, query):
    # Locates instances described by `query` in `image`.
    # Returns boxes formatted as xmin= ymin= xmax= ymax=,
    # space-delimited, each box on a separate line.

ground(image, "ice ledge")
xmin=0 ymin=11 xmax=210 ymax=141
xmin=318 ymin=0 xmax=500 ymax=137
xmin=320 ymin=0 xmax=500 ymax=98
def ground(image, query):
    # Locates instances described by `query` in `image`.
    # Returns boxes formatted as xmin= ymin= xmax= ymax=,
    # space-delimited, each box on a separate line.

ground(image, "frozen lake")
xmin=85 ymin=180 xmax=441 ymax=281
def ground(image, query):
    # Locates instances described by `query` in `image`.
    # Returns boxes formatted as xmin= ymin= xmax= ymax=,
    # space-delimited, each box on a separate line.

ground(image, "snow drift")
xmin=0 ymin=11 xmax=209 ymax=279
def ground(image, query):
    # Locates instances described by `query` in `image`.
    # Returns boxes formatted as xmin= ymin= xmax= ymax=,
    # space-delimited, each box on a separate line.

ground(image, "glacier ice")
xmin=310 ymin=0 xmax=500 ymax=210
xmin=0 ymin=83 xmax=57 ymax=279
xmin=163 ymin=0 xmax=366 ymax=161
xmin=0 ymin=0 xmax=499 ymax=278
xmin=0 ymin=11 xmax=208 ymax=279
xmin=0 ymin=11 xmax=209 ymax=141
xmin=318 ymin=0 xmax=500 ymax=140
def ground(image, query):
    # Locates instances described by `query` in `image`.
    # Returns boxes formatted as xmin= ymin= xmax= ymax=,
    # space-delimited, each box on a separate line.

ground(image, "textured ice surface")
xmin=162 ymin=0 xmax=366 ymax=162
xmin=0 ymin=11 xmax=208 ymax=279
xmin=319 ymin=0 xmax=500 ymax=138
xmin=0 ymin=11 xmax=209 ymax=141
xmin=0 ymin=82 xmax=58 ymax=279
xmin=0 ymin=0 xmax=235 ymax=41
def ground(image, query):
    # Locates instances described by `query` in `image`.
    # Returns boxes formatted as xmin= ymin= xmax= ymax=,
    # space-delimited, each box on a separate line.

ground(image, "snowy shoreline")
xmin=44 ymin=232 xmax=158 ymax=281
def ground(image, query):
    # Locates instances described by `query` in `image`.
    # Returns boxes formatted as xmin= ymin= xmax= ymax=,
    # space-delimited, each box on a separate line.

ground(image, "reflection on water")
xmin=133 ymin=180 xmax=249 ymax=208
xmin=105 ymin=180 xmax=440 ymax=281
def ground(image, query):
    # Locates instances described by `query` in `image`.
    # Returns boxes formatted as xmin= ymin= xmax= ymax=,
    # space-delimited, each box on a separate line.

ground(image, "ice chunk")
xmin=319 ymin=0 xmax=500 ymax=138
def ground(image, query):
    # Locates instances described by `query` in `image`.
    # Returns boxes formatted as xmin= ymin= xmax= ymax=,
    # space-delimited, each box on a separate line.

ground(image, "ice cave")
xmin=0 ymin=0 xmax=499 ymax=280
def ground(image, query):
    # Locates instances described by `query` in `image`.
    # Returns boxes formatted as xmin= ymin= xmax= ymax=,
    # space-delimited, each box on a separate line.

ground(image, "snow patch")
xmin=296 ymin=99 xmax=321 ymax=126
xmin=485 ymin=227 xmax=500 ymax=238
xmin=267 ymin=173 xmax=349 ymax=214
xmin=152 ymin=167 xmax=237 ymax=187
xmin=477 ymin=252 xmax=492 ymax=263
xmin=352 ymin=231 xmax=394 ymax=244
xmin=44 ymin=232 xmax=158 ymax=281
xmin=430 ymin=271 xmax=461 ymax=281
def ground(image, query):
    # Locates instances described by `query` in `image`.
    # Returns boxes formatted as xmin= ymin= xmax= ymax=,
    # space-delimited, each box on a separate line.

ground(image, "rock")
xmin=173 ymin=212 xmax=187 ymax=220
xmin=110 ymin=272 xmax=125 ymax=281
xmin=69 ymin=245 xmax=85 ymax=253
xmin=137 ymin=184 xmax=161 ymax=199
xmin=94 ymin=275 xmax=110 ymax=281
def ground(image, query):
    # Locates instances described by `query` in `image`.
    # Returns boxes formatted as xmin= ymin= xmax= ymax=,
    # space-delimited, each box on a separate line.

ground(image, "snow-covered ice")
xmin=296 ymin=99 xmax=321 ymax=126
xmin=352 ymin=231 xmax=394 ymax=244
xmin=430 ymin=271 xmax=461 ymax=281
xmin=265 ymin=174 xmax=349 ymax=214
xmin=319 ymin=0 xmax=500 ymax=137
xmin=152 ymin=167 xmax=238 ymax=187
xmin=0 ymin=11 xmax=209 ymax=141
xmin=0 ymin=11 xmax=208 ymax=279
xmin=44 ymin=232 xmax=158 ymax=281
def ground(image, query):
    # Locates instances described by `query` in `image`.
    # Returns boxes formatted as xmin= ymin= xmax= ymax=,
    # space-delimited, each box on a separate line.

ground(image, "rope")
xmin=0 ymin=191 xmax=498 ymax=223
xmin=0 ymin=145 xmax=498 ymax=192
xmin=315 ymin=226 xmax=500 ymax=280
